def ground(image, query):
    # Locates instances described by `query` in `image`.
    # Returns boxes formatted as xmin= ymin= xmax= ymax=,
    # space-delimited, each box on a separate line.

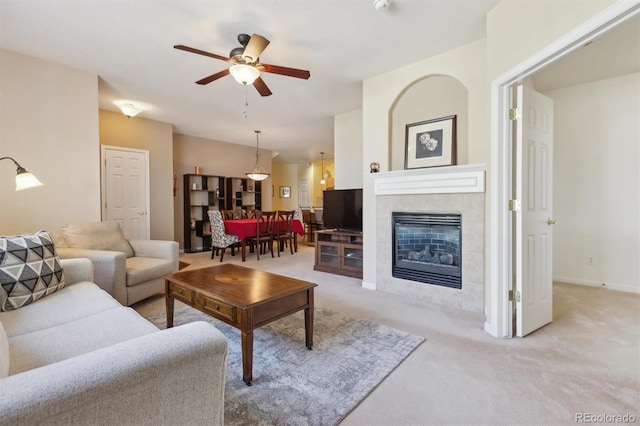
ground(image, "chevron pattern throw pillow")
xmin=0 ymin=230 xmax=66 ymax=311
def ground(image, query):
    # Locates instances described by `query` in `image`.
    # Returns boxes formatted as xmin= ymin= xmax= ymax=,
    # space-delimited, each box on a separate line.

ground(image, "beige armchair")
xmin=51 ymin=221 xmax=178 ymax=306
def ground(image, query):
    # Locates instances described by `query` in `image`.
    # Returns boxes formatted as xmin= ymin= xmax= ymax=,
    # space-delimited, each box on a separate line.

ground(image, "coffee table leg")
xmin=241 ymin=309 xmax=254 ymax=385
xmin=241 ymin=330 xmax=254 ymax=385
xmin=165 ymin=280 xmax=174 ymax=328
xmin=305 ymin=288 xmax=314 ymax=350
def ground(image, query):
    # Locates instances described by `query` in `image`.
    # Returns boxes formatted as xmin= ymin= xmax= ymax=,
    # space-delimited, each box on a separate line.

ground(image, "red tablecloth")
xmin=224 ymin=218 xmax=304 ymax=240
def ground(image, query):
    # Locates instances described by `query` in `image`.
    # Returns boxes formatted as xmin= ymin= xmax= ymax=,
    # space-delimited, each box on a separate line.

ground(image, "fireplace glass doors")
xmin=392 ymin=212 xmax=461 ymax=289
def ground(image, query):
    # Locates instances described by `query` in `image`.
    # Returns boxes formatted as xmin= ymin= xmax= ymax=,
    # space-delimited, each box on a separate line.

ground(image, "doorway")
xmin=101 ymin=145 xmax=150 ymax=240
xmin=487 ymin=3 xmax=640 ymax=338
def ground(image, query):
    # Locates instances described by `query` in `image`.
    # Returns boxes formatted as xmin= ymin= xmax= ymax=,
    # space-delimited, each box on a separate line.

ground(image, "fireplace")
xmin=392 ymin=212 xmax=462 ymax=289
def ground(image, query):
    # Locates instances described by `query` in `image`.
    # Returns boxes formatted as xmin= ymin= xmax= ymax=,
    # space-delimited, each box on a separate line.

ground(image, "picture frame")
xmin=279 ymin=186 xmax=291 ymax=198
xmin=405 ymin=115 xmax=457 ymax=170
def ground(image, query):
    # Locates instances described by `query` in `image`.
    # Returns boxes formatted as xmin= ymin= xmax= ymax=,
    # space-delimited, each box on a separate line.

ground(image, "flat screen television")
xmin=322 ymin=188 xmax=363 ymax=233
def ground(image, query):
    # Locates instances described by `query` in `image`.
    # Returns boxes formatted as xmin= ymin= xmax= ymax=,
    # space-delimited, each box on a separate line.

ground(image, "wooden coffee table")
xmin=164 ymin=263 xmax=317 ymax=385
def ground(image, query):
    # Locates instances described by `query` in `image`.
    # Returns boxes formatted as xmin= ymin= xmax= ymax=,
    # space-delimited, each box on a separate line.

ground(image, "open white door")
xmin=101 ymin=145 xmax=150 ymax=240
xmin=515 ymin=85 xmax=554 ymax=337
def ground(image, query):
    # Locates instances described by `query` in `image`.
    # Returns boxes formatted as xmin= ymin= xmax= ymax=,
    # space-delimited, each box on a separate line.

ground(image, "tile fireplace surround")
xmin=372 ymin=164 xmax=485 ymax=313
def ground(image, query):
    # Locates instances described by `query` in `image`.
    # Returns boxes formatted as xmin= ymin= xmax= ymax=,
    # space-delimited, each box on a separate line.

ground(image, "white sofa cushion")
xmin=8 ymin=307 xmax=158 ymax=375
xmin=126 ymin=256 xmax=175 ymax=287
xmin=0 ymin=320 xmax=8 ymax=378
xmin=0 ymin=230 xmax=66 ymax=311
xmin=0 ymin=281 xmax=121 ymax=338
xmin=62 ymin=221 xmax=134 ymax=258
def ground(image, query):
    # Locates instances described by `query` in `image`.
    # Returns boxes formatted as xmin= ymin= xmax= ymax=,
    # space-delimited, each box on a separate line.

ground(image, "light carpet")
xmin=146 ymin=306 xmax=424 ymax=426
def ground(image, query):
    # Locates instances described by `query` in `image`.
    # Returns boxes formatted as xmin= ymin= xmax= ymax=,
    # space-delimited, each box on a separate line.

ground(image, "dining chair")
xmin=222 ymin=209 xmax=241 ymax=220
xmin=246 ymin=211 xmax=275 ymax=260
xmin=245 ymin=209 xmax=259 ymax=219
xmin=301 ymin=208 xmax=316 ymax=242
xmin=207 ymin=210 xmax=239 ymax=262
xmin=273 ymin=210 xmax=295 ymax=256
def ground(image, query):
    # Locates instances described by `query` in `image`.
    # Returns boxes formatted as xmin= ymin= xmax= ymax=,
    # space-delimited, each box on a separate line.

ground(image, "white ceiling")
xmin=0 ymin=0 xmax=499 ymax=162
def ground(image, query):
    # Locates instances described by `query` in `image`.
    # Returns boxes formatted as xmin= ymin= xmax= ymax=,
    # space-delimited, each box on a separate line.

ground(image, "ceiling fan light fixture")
xmin=230 ymin=64 xmax=260 ymax=85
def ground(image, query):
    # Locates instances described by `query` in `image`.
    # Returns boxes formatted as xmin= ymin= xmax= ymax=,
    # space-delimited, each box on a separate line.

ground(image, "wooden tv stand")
xmin=314 ymin=229 xmax=363 ymax=279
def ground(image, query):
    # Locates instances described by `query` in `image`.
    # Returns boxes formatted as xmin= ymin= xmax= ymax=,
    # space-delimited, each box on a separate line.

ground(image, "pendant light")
xmin=320 ymin=152 xmax=326 ymax=185
xmin=246 ymin=130 xmax=270 ymax=181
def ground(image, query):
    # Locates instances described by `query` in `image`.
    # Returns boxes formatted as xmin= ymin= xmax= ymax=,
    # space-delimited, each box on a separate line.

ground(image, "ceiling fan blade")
xmin=253 ymin=76 xmax=273 ymax=97
xmin=195 ymin=69 xmax=230 ymax=85
xmin=260 ymin=63 xmax=310 ymax=80
xmin=242 ymin=34 xmax=270 ymax=63
xmin=174 ymin=44 xmax=230 ymax=62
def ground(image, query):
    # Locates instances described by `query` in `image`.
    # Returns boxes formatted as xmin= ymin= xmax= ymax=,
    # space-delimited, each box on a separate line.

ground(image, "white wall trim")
xmin=372 ymin=164 xmax=485 ymax=195
xmin=487 ymin=0 xmax=640 ymax=338
xmin=554 ymin=276 xmax=640 ymax=294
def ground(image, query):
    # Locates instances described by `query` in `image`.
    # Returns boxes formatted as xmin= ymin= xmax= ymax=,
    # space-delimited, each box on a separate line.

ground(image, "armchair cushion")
xmin=61 ymin=221 xmax=134 ymax=258
xmin=0 ymin=231 xmax=66 ymax=312
xmin=126 ymin=257 xmax=175 ymax=287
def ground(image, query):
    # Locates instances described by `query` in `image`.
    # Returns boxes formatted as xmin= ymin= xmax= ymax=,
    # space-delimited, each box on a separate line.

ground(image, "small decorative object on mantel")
xmin=195 ymin=166 xmax=202 ymax=175
xmin=405 ymin=115 xmax=456 ymax=170
xmin=370 ymin=162 xmax=380 ymax=173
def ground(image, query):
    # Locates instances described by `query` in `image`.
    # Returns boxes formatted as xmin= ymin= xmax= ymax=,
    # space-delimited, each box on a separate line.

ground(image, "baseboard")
xmin=553 ymin=275 xmax=640 ymax=294
xmin=361 ymin=280 xmax=376 ymax=290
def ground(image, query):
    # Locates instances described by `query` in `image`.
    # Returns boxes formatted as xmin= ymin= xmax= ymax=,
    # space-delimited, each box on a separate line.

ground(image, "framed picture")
xmin=279 ymin=186 xmax=291 ymax=198
xmin=405 ymin=115 xmax=457 ymax=169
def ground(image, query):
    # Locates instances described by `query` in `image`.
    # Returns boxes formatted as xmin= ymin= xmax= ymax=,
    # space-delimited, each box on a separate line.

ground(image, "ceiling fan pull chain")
xmin=242 ymin=85 xmax=249 ymax=119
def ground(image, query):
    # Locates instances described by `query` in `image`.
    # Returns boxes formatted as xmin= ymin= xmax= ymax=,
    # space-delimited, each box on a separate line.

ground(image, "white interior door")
xmin=515 ymin=85 xmax=554 ymax=337
xmin=101 ymin=145 xmax=150 ymax=240
xmin=298 ymin=178 xmax=310 ymax=208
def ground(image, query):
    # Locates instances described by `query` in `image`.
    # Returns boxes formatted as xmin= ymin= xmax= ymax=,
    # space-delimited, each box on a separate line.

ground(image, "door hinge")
xmin=508 ymin=290 xmax=521 ymax=302
xmin=509 ymin=107 xmax=521 ymax=120
xmin=509 ymin=199 xmax=521 ymax=211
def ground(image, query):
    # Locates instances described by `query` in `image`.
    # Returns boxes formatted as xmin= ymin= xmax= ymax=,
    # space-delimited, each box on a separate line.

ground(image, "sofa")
xmin=0 ymin=256 xmax=228 ymax=426
xmin=50 ymin=221 xmax=179 ymax=306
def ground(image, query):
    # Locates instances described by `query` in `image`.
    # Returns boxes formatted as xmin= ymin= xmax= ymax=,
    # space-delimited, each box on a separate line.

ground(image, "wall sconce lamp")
xmin=1 ymin=157 xmax=44 ymax=191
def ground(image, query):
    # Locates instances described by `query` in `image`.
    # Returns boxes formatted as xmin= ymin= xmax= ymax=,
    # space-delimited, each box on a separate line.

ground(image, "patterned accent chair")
xmin=207 ymin=210 xmax=239 ymax=262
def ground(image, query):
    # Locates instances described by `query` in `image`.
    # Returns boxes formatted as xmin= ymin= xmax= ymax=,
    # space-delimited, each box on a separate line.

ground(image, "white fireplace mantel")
xmin=371 ymin=164 xmax=486 ymax=196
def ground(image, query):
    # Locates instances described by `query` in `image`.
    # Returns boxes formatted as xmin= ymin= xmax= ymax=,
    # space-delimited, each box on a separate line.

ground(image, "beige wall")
xmin=546 ymin=73 xmax=639 ymax=293
xmin=391 ymin=75 xmax=469 ymax=170
xmin=334 ymin=110 xmax=363 ymax=190
xmin=99 ymin=110 xmax=175 ymax=240
xmin=272 ymin=163 xmax=300 ymax=211
xmin=173 ymin=133 xmax=272 ymax=249
xmin=0 ymin=49 xmax=100 ymax=235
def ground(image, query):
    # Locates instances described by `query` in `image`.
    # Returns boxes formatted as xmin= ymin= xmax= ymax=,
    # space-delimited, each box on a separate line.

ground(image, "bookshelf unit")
xmin=183 ymin=174 xmax=225 ymax=253
xmin=225 ymin=178 xmax=262 ymax=212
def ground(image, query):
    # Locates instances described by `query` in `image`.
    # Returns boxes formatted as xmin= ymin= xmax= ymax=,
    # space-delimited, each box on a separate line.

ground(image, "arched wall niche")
xmin=389 ymin=74 xmax=469 ymax=171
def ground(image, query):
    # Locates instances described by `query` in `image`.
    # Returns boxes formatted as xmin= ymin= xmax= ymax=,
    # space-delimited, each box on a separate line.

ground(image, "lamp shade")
xmin=230 ymin=64 xmax=260 ymax=85
xmin=1 ymin=157 xmax=44 ymax=191
xmin=15 ymin=171 xmax=44 ymax=191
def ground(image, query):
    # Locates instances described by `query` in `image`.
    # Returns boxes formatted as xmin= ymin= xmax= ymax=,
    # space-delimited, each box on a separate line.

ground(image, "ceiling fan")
xmin=174 ymin=33 xmax=310 ymax=97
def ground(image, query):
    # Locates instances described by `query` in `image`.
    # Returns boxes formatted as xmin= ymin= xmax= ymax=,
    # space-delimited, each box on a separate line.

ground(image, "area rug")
xmin=145 ymin=306 xmax=424 ymax=426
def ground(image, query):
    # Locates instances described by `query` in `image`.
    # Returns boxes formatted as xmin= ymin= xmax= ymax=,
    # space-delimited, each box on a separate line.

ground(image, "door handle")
xmin=137 ymin=211 xmax=146 ymax=216
xmin=546 ymin=218 xmax=557 ymax=226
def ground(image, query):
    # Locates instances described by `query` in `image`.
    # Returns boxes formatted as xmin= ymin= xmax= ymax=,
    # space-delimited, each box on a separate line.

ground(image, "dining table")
xmin=224 ymin=218 xmax=305 ymax=261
